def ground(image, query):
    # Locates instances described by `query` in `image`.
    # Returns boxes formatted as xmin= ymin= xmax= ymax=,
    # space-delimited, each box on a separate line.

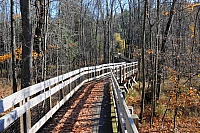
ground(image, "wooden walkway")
xmin=37 ymin=78 xmax=116 ymax=133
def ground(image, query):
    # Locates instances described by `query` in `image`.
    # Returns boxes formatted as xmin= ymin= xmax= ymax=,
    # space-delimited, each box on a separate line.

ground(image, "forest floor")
xmin=0 ymin=79 xmax=14 ymax=117
xmin=126 ymin=83 xmax=200 ymax=133
xmin=0 ymin=79 xmax=13 ymax=99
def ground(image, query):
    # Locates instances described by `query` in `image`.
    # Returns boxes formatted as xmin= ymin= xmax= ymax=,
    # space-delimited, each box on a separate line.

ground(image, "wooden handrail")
xmin=0 ymin=62 xmax=137 ymax=133
xmin=111 ymin=71 xmax=138 ymax=133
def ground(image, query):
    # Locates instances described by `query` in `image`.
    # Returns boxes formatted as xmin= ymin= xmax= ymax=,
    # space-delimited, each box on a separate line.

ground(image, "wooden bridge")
xmin=0 ymin=62 xmax=138 ymax=133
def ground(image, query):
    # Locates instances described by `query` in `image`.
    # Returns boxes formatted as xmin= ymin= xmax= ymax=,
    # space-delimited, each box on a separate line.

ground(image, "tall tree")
xmin=157 ymin=0 xmax=177 ymax=99
xmin=140 ymin=0 xmax=147 ymax=122
xmin=11 ymin=0 xmax=17 ymax=93
xmin=20 ymin=0 xmax=32 ymax=88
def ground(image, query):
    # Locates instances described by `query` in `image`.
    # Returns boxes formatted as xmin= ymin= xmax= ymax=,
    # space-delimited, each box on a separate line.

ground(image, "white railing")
xmin=0 ymin=62 xmax=137 ymax=133
xmin=111 ymin=71 xmax=138 ymax=133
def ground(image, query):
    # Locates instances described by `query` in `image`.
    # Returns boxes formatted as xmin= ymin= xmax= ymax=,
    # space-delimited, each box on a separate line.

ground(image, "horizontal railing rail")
xmin=0 ymin=62 xmax=137 ymax=133
xmin=111 ymin=71 xmax=138 ymax=133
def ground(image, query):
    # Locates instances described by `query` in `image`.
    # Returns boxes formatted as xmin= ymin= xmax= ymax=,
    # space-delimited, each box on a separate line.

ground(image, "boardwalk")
xmin=37 ymin=78 xmax=115 ymax=133
xmin=0 ymin=62 xmax=138 ymax=133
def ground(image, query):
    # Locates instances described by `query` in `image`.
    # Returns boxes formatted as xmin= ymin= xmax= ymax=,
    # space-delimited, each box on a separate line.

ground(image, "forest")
xmin=0 ymin=0 xmax=200 ymax=132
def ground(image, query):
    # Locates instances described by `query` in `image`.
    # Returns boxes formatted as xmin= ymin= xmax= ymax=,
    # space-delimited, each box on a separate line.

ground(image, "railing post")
xmin=20 ymin=98 xmax=31 ymax=133
xmin=102 ymin=65 xmax=104 ymax=75
xmin=120 ymin=66 xmax=122 ymax=84
xmin=94 ymin=66 xmax=96 ymax=79
xmin=49 ymin=86 xmax=52 ymax=112
xmin=60 ymin=80 xmax=65 ymax=101
xmin=20 ymin=102 xmax=25 ymax=133
xmin=69 ymin=77 xmax=72 ymax=97
xmin=126 ymin=64 xmax=127 ymax=80
xmin=26 ymin=97 xmax=31 ymax=133
xmin=115 ymin=67 xmax=118 ymax=79
xmin=123 ymin=65 xmax=125 ymax=82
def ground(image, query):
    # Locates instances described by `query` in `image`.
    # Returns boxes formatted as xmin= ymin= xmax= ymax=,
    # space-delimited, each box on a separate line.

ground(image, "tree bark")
xmin=20 ymin=0 xmax=32 ymax=89
xmin=11 ymin=0 xmax=17 ymax=93
xmin=157 ymin=0 xmax=177 ymax=99
xmin=140 ymin=0 xmax=147 ymax=122
xmin=20 ymin=0 xmax=32 ymax=132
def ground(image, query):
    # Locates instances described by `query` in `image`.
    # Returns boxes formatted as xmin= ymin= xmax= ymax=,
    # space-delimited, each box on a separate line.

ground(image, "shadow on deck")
xmin=37 ymin=78 xmax=116 ymax=133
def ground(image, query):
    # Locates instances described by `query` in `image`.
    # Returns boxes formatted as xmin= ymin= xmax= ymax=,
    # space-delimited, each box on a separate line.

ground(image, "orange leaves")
xmin=48 ymin=44 xmax=60 ymax=49
xmin=169 ymin=75 xmax=178 ymax=84
xmin=68 ymin=43 xmax=75 ymax=47
xmin=48 ymin=44 xmax=55 ymax=48
xmin=166 ymin=66 xmax=177 ymax=74
xmin=146 ymin=49 xmax=153 ymax=54
xmin=13 ymin=14 xmax=20 ymax=20
xmin=0 ymin=47 xmax=43 ymax=63
xmin=0 ymin=53 xmax=12 ymax=62
xmin=166 ymin=66 xmax=179 ymax=87
xmin=32 ymin=51 xmax=42 ymax=59
xmin=162 ymin=11 xmax=169 ymax=16
xmin=174 ymin=38 xmax=178 ymax=43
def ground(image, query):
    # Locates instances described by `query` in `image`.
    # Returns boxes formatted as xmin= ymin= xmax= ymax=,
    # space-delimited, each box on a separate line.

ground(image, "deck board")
xmin=37 ymin=78 xmax=115 ymax=133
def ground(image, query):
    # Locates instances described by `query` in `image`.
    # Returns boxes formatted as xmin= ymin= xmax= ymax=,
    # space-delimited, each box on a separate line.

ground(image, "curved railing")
xmin=0 ymin=62 xmax=137 ymax=133
xmin=111 ymin=71 xmax=138 ymax=133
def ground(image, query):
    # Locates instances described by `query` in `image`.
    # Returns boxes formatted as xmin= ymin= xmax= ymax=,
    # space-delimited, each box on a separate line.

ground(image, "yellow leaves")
xmin=186 ymin=3 xmax=200 ymax=12
xmin=49 ymin=65 xmax=54 ymax=68
xmin=189 ymin=24 xmax=199 ymax=38
xmin=189 ymin=24 xmax=195 ymax=33
xmin=114 ymin=33 xmax=125 ymax=53
xmin=191 ymin=3 xmax=200 ymax=9
xmin=40 ymin=2 xmax=44 ymax=6
xmin=146 ymin=12 xmax=149 ymax=17
xmin=15 ymin=47 xmax=22 ymax=60
xmin=189 ymin=24 xmax=195 ymax=38
xmin=114 ymin=33 xmax=121 ymax=41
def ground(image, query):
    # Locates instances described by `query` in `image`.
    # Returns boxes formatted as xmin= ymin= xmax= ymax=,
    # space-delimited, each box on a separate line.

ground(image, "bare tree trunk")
xmin=20 ymin=0 xmax=32 ymax=132
xmin=140 ymin=0 xmax=147 ymax=122
xmin=157 ymin=0 xmax=177 ymax=100
xmin=11 ymin=0 xmax=17 ymax=93
xmin=20 ymin=0 xmax=32 ymax=89
xmin=150 ymin=0 xmax=160 ymax=126
xmin=33 ymin=0 xmax=45 ymax=83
